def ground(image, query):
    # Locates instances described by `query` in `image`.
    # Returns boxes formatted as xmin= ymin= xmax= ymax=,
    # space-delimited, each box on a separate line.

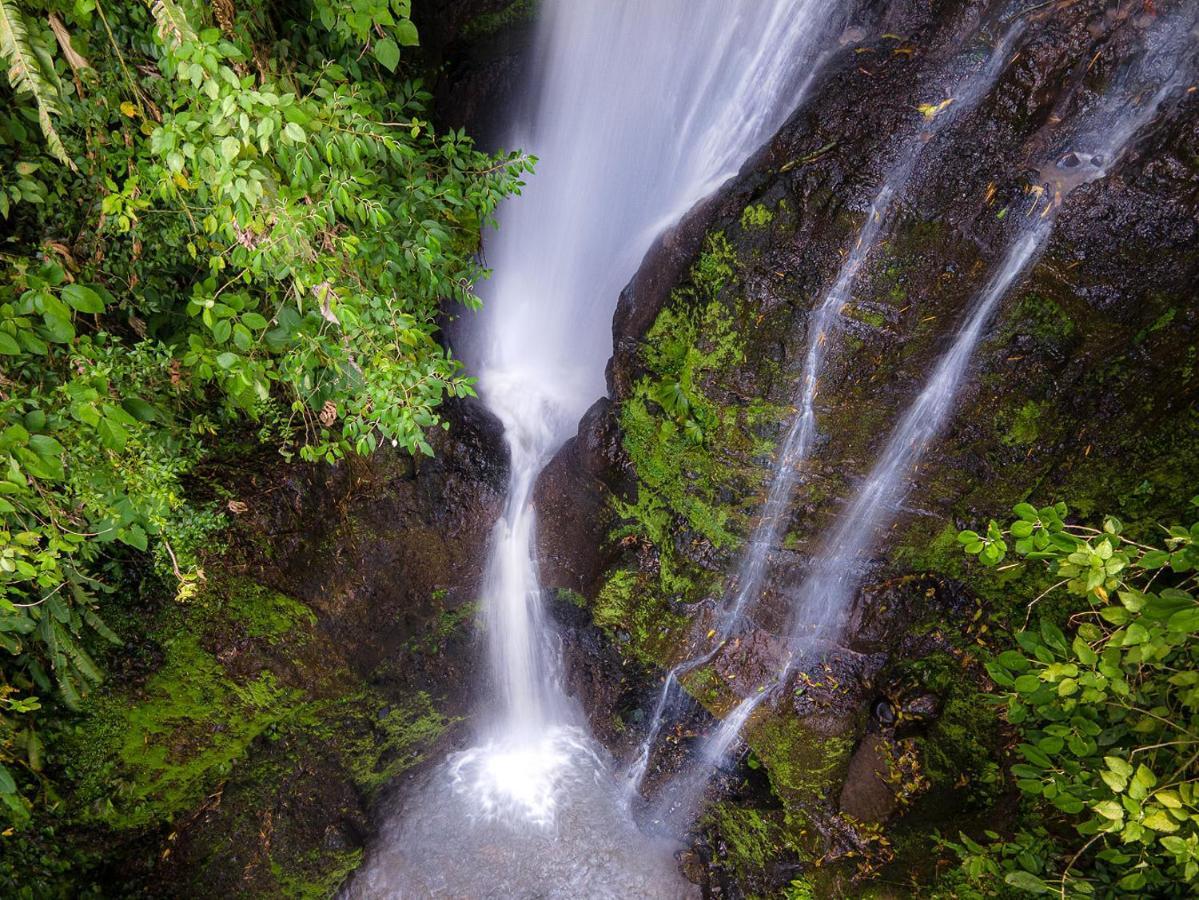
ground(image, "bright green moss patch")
xmin=592 ymin=567 xmax=685 ymax=667
xmin=740 ymin=203 xmax=775 ymax=230
xmin=705 ymin=803 xmax=799 ymax=878
xmin=749 ymin=715 xmax=854 ymax=806
xmin=62 ymin=632 xmax=305 ymax=829
xmin=271 ymin=847 xmax=364 ymax=900
xmin=1001 ymin=400 xmax=1046 ymax=446
xmin=613 ymin=232 xmax=782 ymax=594
xmin=225 ymin=581 xmax=317 ymax=643
xmin=333 ymin=691 xmax=448 ymax=792
xmin=843 ymin=303 xmax=887 ymax=329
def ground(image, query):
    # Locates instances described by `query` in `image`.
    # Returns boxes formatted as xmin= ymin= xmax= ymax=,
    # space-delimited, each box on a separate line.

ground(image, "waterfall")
xmin=783 ymin=9 xmax=1196 ymax=654
xmin=348 ymin=2 xmax=848 ymax=895
xmin=665 ymin=7 xmax=1198 ymax=820
xmin=627 ymin=17 xmax=1025 ymax=798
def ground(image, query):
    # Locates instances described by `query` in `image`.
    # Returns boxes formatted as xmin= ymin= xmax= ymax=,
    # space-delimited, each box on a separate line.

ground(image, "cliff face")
xmin=534 ymin=0 xmax=1199 ymax=892
xmin=42 ymin=399 xmax=508 ymax=897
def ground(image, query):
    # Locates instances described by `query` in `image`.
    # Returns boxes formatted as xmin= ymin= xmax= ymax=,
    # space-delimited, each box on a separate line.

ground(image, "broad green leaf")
xmin=373 ymin=37 xmax=400 ymax=72
xmin=61 ymin=284 xmax=105 ymax=313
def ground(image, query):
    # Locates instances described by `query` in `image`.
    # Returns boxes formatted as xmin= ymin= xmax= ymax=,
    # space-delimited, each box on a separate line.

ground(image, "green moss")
xmin=592 ymin=567 xmax=685 ymax=667
xmin=63 ymin=632 xmax=306 ymax=829
xmin=1002 ymin=400 xmax=1045 ymax=446
xmin=843 ymin=303 xmax=887 ymax=329
xmin=1011 ymin=293 xmax=1077 ymax=347
xmin=271 ymin=847 xmax=363 ymax=900
xmin=225 ymin=581 xmax=317 ymax=643
xmin=705 ymin=803 xmax=797 ymax=878
xmin=460 ymin=0 xmax=538 ymax=40
xmin=408 ymin=599 xmax=478 ymax=655
xmin=692 ymin=231 xmax=737 ymax=298
xmin=334 ymin=691 xmax=448 ymax=792
xmin=613 ymin=232 xmax=782 ymax=595
xmin=750 ymin=715 xmax=854 ymax=805
xmin=740 ymin=203 xmax=775 ymax=230
xmin=554 ymin=587 xmax=587 ymax=608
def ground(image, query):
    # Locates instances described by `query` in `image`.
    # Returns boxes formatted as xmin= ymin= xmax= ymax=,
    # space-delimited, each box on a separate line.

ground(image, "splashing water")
xmin=348 ymin=1 xmax=850 ymax=895
xmin=627 ymin=17 xmax=1025 ymax=800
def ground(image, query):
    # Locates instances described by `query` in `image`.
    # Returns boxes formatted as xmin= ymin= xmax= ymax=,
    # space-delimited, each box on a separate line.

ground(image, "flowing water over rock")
xmin=658 ymin=5 xmax=1199 ymax=825
xmin=348 ymin=1 xmax=849 ymax=895
xmin=629 ymin=13 xmax=1025 ymax=802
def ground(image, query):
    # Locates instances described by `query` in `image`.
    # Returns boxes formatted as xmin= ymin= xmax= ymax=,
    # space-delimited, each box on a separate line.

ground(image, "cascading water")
xmin=781 ymin=9 xmax=1196 ymax=655
xmin=347 ymin=1 xmax=850 ymax=896
xmin=675 ymin=7 xmax=1199 ymax=813
xmin=628 ymin=16 xmax=1025 ymax=801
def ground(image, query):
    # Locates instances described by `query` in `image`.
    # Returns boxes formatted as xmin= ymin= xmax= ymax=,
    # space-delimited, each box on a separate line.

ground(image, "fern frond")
xmin=0 ymin=0 xmax=76 ymax=170
xmin=149 ymin=0 xmax=196 ymax=49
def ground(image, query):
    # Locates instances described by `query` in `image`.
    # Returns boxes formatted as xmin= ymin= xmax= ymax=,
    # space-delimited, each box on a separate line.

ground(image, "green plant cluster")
xmin=942 ymin=499 xmax=1199 ymax=896
xmin=613 ymin=232 xmax=780 ymax=594
xmin=0 ymin=0 xmax=530 ymax=828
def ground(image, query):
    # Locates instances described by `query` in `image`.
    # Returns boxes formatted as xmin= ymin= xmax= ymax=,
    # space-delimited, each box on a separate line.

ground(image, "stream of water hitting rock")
xmin=347 ymin=1 xmax=849 ymax=896
xmin=648 ymin=8 xmax=1198 ymax=830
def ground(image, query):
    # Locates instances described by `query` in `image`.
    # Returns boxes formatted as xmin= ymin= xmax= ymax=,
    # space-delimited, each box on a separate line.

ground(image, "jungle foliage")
xmin=941 ymin=500 xmax=1199 ymax=897
xmin=0 ymin=0 xmax=531 ymax=827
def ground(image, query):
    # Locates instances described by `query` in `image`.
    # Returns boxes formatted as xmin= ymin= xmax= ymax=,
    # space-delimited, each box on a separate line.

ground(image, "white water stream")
xmin=627 ymin=17 xmax=1025 ymax=799
xmin=348 ymin=2 xmax=849 ymax=896
xmin=677 ymin=7 xmax=1198 ymax=812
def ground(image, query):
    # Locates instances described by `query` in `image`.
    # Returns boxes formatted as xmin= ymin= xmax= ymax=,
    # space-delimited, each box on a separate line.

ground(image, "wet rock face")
xmin=239 ymin=397 xmax=507 ymax=682
xmin=411 ymin=0 xmax=537 ymax=139
xmin=144 ymin=398 xmax=509 ymax=896
xmin=544 ymin=0 xmax=1199 ymax=892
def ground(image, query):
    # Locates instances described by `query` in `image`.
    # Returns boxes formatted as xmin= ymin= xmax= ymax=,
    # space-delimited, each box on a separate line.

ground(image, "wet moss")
xmin=740 ymin=203 xmax=776 ymax=230
xmin=226 ymin=582 xmax=317 ymax=644
xmin=61 ymin=629 xmax=306 ymax=830
xmin=612 ymin=233 xmax=780 ymax=594
xmin=591 ymin=567 xmax=685 ymax=667
xmin=749 ymin=716 xmax=854 ymax=807
xmin=271 ymin=847 xmax=364 ymax=900
xmin=1001 ymin=400 xmax=1046 ymax=446
xmin=705 ymin=803 xmax=797 ymax=879
xmin=460 ymin=0 xmax=538 ymax=40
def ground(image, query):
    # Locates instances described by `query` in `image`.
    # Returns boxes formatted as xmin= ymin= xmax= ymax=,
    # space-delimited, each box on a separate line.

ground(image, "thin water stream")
xmin=668 ymin=8 xmax=1198 ymax=819
xmin=348 ymin=2 xmax=848 ymax=896
xmin=627 ymin=15 xmax=1025 ymax=800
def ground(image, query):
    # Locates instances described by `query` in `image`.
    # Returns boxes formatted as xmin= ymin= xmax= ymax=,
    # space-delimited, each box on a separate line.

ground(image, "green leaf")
xmin=61 ymin=284 xmax=105 ymax=313
xmin=1143 ymin=810 xmax=1179 ymax=832
xmin=1094 ymin=800 xmax=1124 ymax=820
xmin=1003 ymin=871 xmax=1050 ymax=894
xmin=373 ymin=37 xmax=400 ymax=72
xmin=220 ymin=136 xmax=241 ymax=162
xmin=121 ymin=397 xmax=159 ymax=422
xmin=1014 ymin=674 xmax=1041 ymax=694
xmin=0 ymin=331 xmax=22 ymax=355
xmin=41 ymin=311 xmax=74 ymax=343
xmin=283 ymin=122 xmax=306 ymax=143
xmin=0 ymin=763 xmax=15 ymax=795
xmin=395 ymin=19 xmax=419 ymax=46
xmin=97 ymin=416 xmax=128 ymax=452
xmin=216 ymin=352 xmax=238 ymax=369
xmin=1014 ymin=502 xmax=1039 ymax=522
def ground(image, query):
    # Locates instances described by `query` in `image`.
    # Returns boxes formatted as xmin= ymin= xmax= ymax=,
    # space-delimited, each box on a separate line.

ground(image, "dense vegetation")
xmin=937 ymin=501 xmax=1199 ymax=897
xmin=0 ymin=0 xmax=530 ymax=838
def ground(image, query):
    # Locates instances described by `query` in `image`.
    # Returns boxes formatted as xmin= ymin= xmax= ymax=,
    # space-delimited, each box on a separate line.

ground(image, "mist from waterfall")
xmin=346 ymin=1 xmax=849 ymax=895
